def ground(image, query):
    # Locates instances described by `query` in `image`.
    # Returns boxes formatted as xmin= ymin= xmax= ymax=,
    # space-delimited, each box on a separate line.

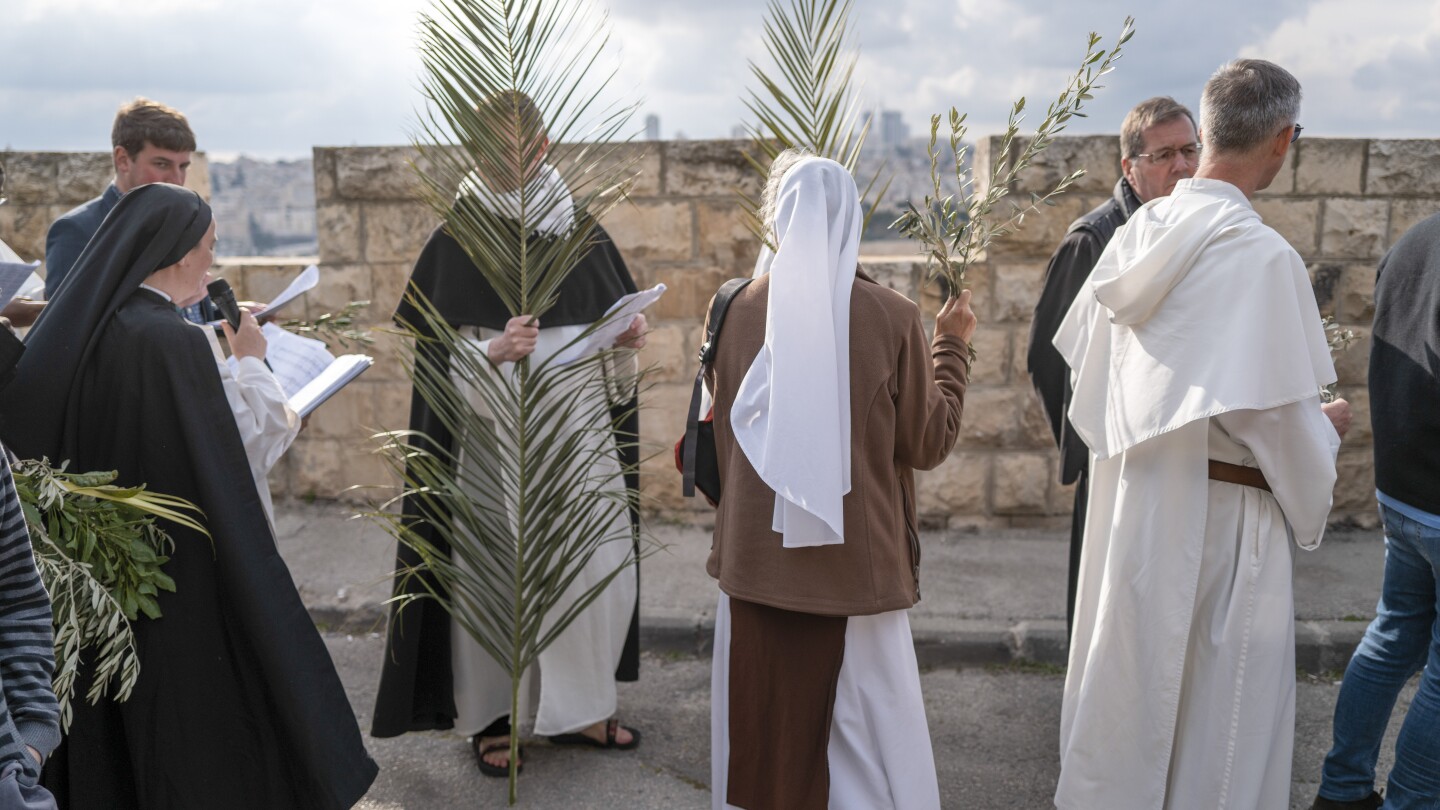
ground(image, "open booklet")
xmin=228 ymin=323 xmax=373 ymax=418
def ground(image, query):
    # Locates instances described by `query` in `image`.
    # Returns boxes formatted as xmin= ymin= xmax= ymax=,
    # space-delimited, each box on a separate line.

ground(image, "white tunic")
xmin=448 ymin=323 xmax=639 ymax=737
xmin=1052 ymin=179 xmax=1340 ymax=809
xmin=200 ymin=326 xmax=301 ymax=520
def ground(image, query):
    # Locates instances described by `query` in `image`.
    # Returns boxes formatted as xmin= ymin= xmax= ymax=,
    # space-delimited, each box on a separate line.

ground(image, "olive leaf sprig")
xmin=280 ymin=300 xmax=374 ymax=348
xmin=1321 ymin=314 xmax=1357 ymax=403
xmin=14 ymin=459 xmax=205 ymax=729
xmin=893 ymin=17 xmax=1135 ymax=303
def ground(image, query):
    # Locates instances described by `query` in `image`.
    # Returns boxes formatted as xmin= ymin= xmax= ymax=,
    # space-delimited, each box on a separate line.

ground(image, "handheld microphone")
xmin=207 ymin=277 xmax=273 ymax=371
xmin=207 ymin=278 xmax=242 ymax=331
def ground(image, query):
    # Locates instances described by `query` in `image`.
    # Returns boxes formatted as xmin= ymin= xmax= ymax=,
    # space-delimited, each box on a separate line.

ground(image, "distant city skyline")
xmin=4 ymin=0 xmax=1438 ymax=158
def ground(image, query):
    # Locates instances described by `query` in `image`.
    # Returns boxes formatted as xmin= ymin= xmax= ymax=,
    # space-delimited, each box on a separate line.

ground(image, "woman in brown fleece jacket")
xmin=705 ymin=151 xmax=976 ymax=810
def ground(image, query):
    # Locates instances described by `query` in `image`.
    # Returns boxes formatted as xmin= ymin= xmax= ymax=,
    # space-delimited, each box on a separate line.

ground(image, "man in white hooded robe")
xmin=1053 ymin=59 xmax=1352 ymax=810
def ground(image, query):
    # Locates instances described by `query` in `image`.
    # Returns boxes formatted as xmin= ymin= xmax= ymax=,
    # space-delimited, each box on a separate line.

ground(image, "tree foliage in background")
xmin=15 ymin=459 xmax=205 ymax=730
xmin=893 ymin=17 xmax=1136 ymax=327
xmin=740 ymin=0 xmax=889 ymax=242
xmin=371 ymin=0 xmax=647 ymax=800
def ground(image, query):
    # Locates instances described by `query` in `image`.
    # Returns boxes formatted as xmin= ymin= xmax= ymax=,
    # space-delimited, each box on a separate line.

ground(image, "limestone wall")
xmin=954 ymin=135 xmax=1440 ymax=528
xmin=3 ymin=138 xmax=1437 ymax=527
xmin=0 ymin=151 xmax=210 ymax=262
xmin=296 ymin=141 xmax=767 ymax=514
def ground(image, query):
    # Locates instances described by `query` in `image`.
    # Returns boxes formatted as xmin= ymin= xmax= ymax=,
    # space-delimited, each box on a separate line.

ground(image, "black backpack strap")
xmin=682 ymin=277 xmax=753 ymax=497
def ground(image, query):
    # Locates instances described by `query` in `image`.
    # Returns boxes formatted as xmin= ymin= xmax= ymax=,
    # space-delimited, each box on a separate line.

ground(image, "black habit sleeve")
xmin=1026 ymin=229 xmax=1104 ymax=486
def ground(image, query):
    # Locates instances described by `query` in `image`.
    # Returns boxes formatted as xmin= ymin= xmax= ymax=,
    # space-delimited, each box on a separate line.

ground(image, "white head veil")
xmin=731 ymin=156 xmax=861 ymax=548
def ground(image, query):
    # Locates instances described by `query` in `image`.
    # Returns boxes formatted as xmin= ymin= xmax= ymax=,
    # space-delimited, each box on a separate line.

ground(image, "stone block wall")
xmin=0 ymin=151 xmax=210 ymax=262
xmin=303 ymin=141 xmax=768 ymax=514
xmin=964 ymin=135 xmax=1440 ymax=527
xmin=4 ymin=138 xmax=1438 ymax=527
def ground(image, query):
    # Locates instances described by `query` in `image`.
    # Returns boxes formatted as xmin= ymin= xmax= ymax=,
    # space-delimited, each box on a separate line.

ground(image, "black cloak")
xmin=1025 ymin=177 xmax=1142 ymax=635
xmin=0 ymin=184 xmax=378 ymax=809
xmin=372 ymin=214 xmax=642 ymax=738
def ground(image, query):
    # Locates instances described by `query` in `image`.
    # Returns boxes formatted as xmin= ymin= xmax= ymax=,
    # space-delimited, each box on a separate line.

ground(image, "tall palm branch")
xmin=740 ymin=0 xmax=889 ymax=241
xmin=372 ymin=0 xmax=646 ymax=801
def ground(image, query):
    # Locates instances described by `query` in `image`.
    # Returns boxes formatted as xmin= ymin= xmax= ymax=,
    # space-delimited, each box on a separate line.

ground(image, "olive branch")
xmin=1321 ymin=315 xmax=1357 ymax=403
xmin=893 ymin=17 xmax=1136 ymax=305
xmin=14 ymin=459 xmax=205 ymax=729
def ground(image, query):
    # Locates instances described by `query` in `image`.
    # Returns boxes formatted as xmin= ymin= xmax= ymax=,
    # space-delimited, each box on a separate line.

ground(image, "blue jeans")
xmin=1319 ymin=504 xmax=1440 ymax=808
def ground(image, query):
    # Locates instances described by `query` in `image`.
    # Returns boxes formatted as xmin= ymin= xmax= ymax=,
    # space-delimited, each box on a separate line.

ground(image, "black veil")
xmin=0 ymin=182 xmax=210 ymax=458
xmin=0 ymin=182 xmax=377 ymax=808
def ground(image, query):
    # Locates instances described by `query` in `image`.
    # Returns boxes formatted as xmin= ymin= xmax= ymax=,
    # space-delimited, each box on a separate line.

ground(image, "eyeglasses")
xmin=1289 ymin=123 xmax=1304 ymax=143
xmin=1135 ymin=144 xmax=1202 ymax=165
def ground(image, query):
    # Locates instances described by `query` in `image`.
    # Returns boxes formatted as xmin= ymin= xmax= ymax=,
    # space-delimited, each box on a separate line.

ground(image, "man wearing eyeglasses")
xmin=1052 ymin=59 xmax=1352 ymax=809
xmin=1027 ymin=96 xmax=1199 ymax=637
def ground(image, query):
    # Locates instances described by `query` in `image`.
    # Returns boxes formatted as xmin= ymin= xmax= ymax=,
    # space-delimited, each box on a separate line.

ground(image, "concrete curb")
xmin=307 ymin=604 xmax=1368 ymax=673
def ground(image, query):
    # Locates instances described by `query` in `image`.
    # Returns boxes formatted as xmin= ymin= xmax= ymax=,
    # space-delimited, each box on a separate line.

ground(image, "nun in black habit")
xmin=0 ymin=183 xmax=377 ymax=809
xmin=372 ymin=171 xmax=645 ymax=775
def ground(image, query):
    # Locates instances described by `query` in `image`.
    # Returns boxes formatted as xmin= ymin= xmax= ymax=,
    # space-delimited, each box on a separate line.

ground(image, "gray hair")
xmin=1120 ymin=97 xmax=1195 ymax=160
xmin=1199 ymin=59 xmax=1302 ymax=155
xmin=759 ymin=146 xmax=815 ymax=242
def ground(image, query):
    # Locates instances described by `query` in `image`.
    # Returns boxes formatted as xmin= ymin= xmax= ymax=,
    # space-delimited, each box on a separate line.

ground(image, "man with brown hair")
xmin=1026 ymin=95 xmax=1199 ymax=635
xmin=44 ymin=98 xmax=213 ymax=323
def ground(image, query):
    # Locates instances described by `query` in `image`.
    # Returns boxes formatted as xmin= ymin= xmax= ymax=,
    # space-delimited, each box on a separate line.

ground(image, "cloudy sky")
xmin=3 ymin=0 xmax=1437 ymax=159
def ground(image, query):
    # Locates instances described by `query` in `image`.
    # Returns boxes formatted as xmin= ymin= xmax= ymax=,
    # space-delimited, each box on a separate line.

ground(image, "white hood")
xmin=1054 ymin=178 xmax=1335 ymax=461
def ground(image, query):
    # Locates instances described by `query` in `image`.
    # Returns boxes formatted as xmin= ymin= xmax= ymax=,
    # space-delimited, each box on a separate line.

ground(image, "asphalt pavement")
xmin=272 ymin=500 xmax=1412 ymax=809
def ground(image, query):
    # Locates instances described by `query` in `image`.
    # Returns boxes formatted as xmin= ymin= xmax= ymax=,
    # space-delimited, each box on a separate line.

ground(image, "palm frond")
xmin=740 ymin=0 xmax=889 ymax=241
xmin=379 ymin=2 xmax=649 ymax=798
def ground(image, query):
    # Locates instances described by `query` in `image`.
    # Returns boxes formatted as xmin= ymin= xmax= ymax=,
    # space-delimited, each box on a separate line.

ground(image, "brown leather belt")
xmin=1208 ymin=460 xmax=1271 ymax=492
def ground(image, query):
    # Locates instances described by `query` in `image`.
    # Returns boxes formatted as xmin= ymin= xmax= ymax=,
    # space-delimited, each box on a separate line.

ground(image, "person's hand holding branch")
xmin=1322 ymin=398 xmax=1352 ymax=440
xmin=935 ymin=289 xmax=978 ymax=345
xmin=489 ymin=315 xmax=540 ymax=363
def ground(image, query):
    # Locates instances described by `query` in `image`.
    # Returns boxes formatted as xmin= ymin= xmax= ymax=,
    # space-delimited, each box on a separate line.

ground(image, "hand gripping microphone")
xmin=207 ymin=278 xmax=273 ymax=370
xmin=207 ymin=278 xmax=243 ymax=330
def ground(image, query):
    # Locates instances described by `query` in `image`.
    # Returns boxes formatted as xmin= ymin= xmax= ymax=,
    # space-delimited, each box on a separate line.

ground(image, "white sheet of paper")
xmin=16 ymin=271 xmax=44 ymax=301
xmin=0 ymin=262 xmax=40 ymax=309
xmin=0 ymin=238 xmax=23 ymax=264
xmin=552 ymin=283 xmax=667 ymax=365
xmin=263 ymin=264 xmax=320 ymax=314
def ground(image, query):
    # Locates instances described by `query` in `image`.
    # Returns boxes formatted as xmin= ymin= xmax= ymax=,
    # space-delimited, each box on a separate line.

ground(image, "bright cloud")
xmin=1 ymin=0 xmax=1437 ymax=157
xmin=1239 ymin=0 xmax=1440 ymax=133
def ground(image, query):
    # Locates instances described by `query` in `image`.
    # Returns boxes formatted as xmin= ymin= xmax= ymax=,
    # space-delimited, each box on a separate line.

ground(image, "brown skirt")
xmin=725 ymin=597 xmax=848 ymax=810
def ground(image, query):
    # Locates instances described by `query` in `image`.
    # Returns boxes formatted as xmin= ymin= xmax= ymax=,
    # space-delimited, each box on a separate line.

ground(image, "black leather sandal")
xmin=473 ymin=735 xmax=524 ymax=778
xmin=547 ymin=718 xmax=642 ymax=750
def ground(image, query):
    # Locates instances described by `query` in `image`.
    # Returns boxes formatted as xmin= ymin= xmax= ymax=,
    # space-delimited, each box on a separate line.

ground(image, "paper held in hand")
xmin=551 ymin=283 xmax=667 ymax=365
xmin=208 ymin=264 xmax=319 ymax=325
xmin=0 ymin=261 xmax=41 ymax=310
xmin=229 ymin=323 xmax=373 ymax=418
